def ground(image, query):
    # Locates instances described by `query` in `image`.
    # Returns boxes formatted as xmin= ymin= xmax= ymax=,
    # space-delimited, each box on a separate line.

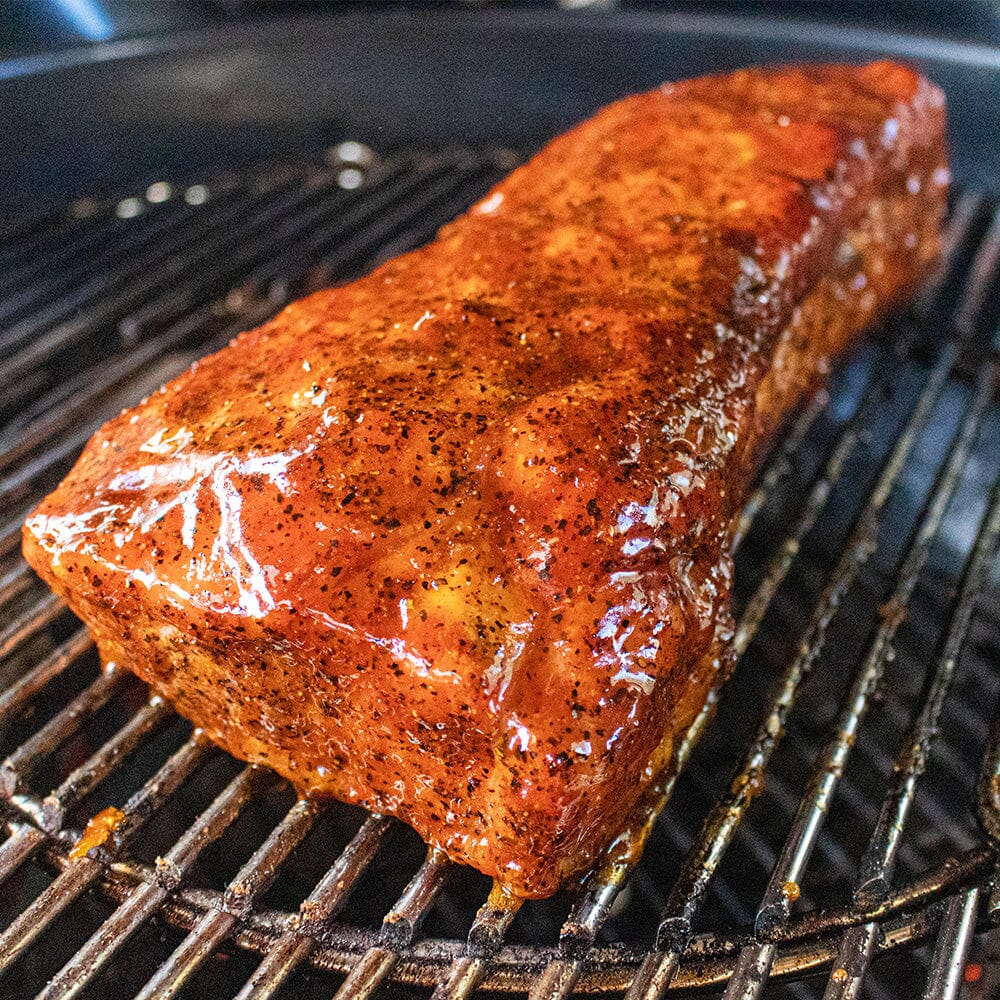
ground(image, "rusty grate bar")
xmin=37 ymin=765 xmax=265 ymax=1000
xmin=39 ymin=695 xmax=174 ymax=833
xmin=334 ymin=848 xmax=452 ymax=999
xmin=234 ymin=813 xmax=395 ymax=1000
xmin=0 ymin=732 xmax=212 ymax=975
xmin=133 ymin=798 xmax=324 ymax=1000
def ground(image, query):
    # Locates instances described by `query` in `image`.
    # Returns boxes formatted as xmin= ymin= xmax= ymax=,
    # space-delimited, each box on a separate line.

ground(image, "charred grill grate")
xmin=0 ymin=147 xmax=999 ymax=999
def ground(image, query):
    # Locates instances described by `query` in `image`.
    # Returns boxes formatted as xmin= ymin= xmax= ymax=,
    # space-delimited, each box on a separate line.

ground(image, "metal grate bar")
xmin=730 ymin=190 xmax=988 ymax=649
xmin=0 ymin=629 xmax=92 ymax=730
xmin=432 ymin=634 xmax=724 ymax=994
xmin=733 ymin=340 xmax=940 ymax=656
xmin=857 ymin=478 xmax=1000 ymax=898
xmin=0 ymin=198 xmax=262 ymax=380
xmin=822 ymin=472 xmax=1000 ymax=999
xmin=131 ymin=798 xmax=324 ymax=999
xmin=913 ymin=191 xmax=983 ymax=318
xmin=0 ymin=820 xmax=46 ymax=889
xmin=922 ymin=888 xmax=981 ymax=1000
xmin=0 ymin=516 xmax=31 ymax=560
xmin=526 ymin=702 xmax=721 ymax=1000
xmin=380 ymin=849 xmax=452 ymax=948
xmin=259 ymin=849 xmax=995 ymax=993
xmin=734 ymin=390 xmax=827 ymax=550
xmin=156 ymin=768 xmax=268 ymax=888
xmin=0 ymin=202 xmax=65 ymax=245
xmin=0 ymin=166 xmax=347 ymax=368
xmin=39 ymin=695 xmax=173 ymax=833
xmin=0 ymin=666 xmax=124 ymax=801
xmin=721 ymin=355 xmax=997 ymax=999
xmin=0 ymin=158 xmax=474 ymax=446
xmin=430 ymin=893 xmax=524 ymax=1000
xmin=334 ymin=948 xmax=405 ymax=1000
xmin=0 ymin=430 xmax=108 ymax=509
xmin=955 ymin=208 xmax=1000 ymax=338
xmin=0 ymin=852 xmax=107 ymax=976
xmin=0 ymin=591 xmax=64 ymax=661
xmin=36 ymin=765 xmax=264 ymax=1000
xmin=135 ymin=905 xmax=244 ymax=998
xmin=0 ymin=294 xmax=239 ymax=467
xmin=977 ymin=701 xmax=1000 ymax=861
xmin=0 ymin=562 xmax=33 ymax=607
xmin=234 ymin=814 xmax=394 ymax=1000
xmin=623 ymin=332 xmax=959 ymax=1000
xmin=0 ymin=733 xmax=211 ymax=976
xmin=224 ymin=799 xmax=325 ymax=918
xmin=334 ymin=847 xmax=451 ymax=999
xmin=110 ymin=733 xmax=214 ymax=841
xmin=0 ymin=303 xmax=278 ymax=514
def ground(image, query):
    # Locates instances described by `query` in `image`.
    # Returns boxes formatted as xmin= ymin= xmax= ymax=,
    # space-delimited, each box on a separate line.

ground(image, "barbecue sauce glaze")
xmin=24 ymin=63 xmax=947 ymax=897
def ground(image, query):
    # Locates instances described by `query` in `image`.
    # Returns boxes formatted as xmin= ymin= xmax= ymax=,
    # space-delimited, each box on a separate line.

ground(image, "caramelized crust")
xmin=23 ymin=62 xmax=947 ymax=897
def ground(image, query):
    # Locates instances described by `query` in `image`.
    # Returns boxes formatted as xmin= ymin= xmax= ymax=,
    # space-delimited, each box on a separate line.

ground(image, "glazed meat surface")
xmin=24 ymin=62 xmax=947 ymax=897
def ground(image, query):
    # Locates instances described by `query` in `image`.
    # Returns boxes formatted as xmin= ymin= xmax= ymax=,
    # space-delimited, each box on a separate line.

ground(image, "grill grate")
xmin=0 ymin=147 xmax=999 ymax=999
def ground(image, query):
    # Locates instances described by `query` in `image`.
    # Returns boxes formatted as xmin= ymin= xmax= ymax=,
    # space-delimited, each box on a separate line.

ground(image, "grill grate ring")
xmin=1 ymin=830 xmax=993 ymax=993
xmin=0 ymin=148 xmax=998 ymax=998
